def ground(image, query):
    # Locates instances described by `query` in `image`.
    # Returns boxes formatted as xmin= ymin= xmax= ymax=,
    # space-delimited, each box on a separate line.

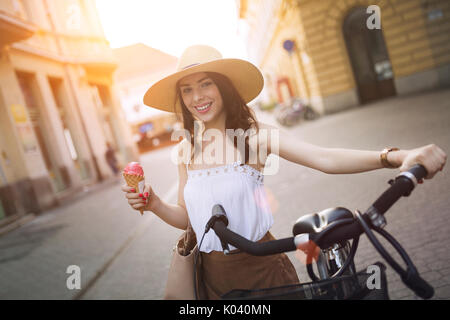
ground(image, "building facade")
xmin=113 ymin=43 xmax=180 ymax=153
xmin=0 ymin=0 xmax=138 ymax=223
xmin=239 ymin=0 xmax=450 ymax=114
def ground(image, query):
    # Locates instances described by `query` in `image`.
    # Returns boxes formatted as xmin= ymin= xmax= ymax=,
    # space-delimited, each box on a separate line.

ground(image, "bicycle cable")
xmin=354 ymin=209 xmax=433 ymax=299
xmin=306 ymin=236 xmax=360 ymax=281
xmin=306 ymin=218 xmax=358 ymax=281
xmin=354 ymin=210 xmax=414 ymax=274
xmin=194 ymin=212 xmax=230 ymax=300
xmin=193 ymin=230 xmax=207 ymax=300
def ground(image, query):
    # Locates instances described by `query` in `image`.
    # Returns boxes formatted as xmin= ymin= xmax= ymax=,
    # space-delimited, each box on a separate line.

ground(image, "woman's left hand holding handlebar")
xmin=398 ymin=144 xmax=447 ymax=180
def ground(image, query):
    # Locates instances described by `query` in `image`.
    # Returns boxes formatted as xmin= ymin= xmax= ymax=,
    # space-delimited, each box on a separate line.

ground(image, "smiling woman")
xmin=120 ymin=43 xmax=447 ymax=301
xmin=94 ymin=0 xmax=248 ymax=58
xmin=179 ymin=73 xmax=224 ymax=123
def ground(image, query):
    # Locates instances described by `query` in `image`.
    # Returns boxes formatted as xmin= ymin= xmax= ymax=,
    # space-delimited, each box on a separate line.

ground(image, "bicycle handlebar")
xmin=213 ymin=222 xmax=297 ymax=255
xmin=314 ymin=164 xmax=427 ymax=248
xmin=210 ymin=164 xmax=433 ymax=298
xmin=402 ymin=270 xmax=434 ymax=299
xmin=372 ymin=164 xmax=426 ymax=214
xmin=212 ymin=164 xmax=427 ymax=254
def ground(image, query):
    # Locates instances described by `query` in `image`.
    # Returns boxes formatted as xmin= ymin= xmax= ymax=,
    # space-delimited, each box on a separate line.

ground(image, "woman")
xmin=122 ymin=45 xmax=447 ymax=299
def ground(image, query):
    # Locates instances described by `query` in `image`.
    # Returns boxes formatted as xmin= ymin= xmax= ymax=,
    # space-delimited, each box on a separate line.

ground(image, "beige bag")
xmin=164 ymin=222 xmax=199 ymax=300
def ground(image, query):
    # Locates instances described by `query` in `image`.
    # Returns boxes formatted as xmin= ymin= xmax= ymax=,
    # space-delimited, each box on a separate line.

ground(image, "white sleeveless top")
xmin=183 ymin=160 xmax=274 ymax=253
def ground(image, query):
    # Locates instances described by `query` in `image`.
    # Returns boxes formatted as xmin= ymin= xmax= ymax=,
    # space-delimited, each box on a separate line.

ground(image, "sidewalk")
xmin=0 ymin=175 xmax=122 ymax=238
xmin=0 ymin=148 xmax=179 ymax=300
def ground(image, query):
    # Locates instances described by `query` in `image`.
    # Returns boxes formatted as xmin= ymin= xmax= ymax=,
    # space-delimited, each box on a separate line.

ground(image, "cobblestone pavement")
xmin=0 ymin=147 xmax=179 ymax=299
xmin=0 ymin=89 xmax=449 ymax=300
xmin=264 ymin=89 xmax=450 ymax=300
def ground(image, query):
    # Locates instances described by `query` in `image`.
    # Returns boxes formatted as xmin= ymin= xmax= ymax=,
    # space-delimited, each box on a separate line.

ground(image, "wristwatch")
xmin=380 ymin=147 xmax=400 ymax=168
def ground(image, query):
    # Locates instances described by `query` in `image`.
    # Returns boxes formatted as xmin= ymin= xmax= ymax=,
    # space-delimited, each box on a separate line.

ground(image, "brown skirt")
xmin=195 ymin=232 xmax=300 ymax=300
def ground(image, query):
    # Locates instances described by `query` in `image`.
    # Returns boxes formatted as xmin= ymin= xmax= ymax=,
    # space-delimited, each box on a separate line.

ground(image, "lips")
xmin=195 ymin=102 xmax=212 ymax=113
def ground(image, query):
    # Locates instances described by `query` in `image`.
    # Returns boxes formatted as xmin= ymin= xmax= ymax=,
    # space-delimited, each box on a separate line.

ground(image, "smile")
xmin=195 ymin=102 xmax=212 ymax=113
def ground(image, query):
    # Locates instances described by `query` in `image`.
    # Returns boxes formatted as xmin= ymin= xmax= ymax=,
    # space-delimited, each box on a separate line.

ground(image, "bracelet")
xmin=380 ymin=147 xmax=400 ymax=168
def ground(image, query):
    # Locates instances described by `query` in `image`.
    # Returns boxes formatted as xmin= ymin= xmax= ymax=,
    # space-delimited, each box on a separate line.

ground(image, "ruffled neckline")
xmin=187 ymin=160 xmax=264 ymax=184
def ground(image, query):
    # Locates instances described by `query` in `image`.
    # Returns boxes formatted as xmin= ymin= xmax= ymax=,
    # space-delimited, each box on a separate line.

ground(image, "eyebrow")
xmin=179 ymin=77 xmax=210 ymax=87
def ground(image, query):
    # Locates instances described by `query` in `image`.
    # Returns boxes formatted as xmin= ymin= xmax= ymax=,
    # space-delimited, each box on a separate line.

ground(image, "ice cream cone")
xmin=123 ymin=172 xmax=145 ymax=215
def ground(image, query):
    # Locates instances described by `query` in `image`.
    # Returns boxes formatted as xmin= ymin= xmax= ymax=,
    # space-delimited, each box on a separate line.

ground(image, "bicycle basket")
xmin=221 ymin=262 xmax=389 ymax=300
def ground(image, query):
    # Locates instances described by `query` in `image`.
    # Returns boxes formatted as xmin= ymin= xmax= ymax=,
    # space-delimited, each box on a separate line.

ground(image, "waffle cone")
xmin=123 ymin=173 xmax=145 ymax=215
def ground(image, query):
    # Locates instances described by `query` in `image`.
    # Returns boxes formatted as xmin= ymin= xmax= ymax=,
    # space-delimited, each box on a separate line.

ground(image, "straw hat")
xmin=143 ymin=45 xmax=264 ymax=113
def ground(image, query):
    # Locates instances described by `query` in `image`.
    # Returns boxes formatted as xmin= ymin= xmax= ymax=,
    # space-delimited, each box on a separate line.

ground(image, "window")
xmin=48 ymin=77 xmax=79 ymax=161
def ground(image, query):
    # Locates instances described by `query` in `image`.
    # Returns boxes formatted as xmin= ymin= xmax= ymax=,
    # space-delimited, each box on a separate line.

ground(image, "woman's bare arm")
xmin=122 ymin=141 xmax=190 ymax=230
xmin=147 ymin=160 xmax=189 ymax=230
xmin=259 ymin=122 xmax=446 ymax=177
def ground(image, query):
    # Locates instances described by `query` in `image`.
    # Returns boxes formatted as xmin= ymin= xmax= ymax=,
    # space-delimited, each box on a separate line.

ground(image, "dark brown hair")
xmin=176 ymin=72 xmax=259 ymax=164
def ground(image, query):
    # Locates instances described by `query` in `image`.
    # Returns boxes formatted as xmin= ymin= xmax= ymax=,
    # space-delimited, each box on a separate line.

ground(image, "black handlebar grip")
xmin=402 ymin=272 xmax=434 ymax=299
xmin=212 ymin=221 xmax=296 ymax=256
xmin=372 ymin=164 xmax=429 ymax=216
xmin=407 ymin=164 xmax=428 ymax=182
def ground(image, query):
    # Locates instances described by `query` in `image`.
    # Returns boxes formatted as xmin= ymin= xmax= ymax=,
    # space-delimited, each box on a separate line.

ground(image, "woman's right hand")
xmin=121 ymin=183 xmax=159 ymax=213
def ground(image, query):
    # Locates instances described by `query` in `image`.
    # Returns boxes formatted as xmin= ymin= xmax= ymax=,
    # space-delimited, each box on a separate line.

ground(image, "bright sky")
xmin=95 ymin=0 xmax=250 ymax=60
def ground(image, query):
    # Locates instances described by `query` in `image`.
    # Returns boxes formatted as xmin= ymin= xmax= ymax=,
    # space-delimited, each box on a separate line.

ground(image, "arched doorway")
xmin=276 ymin=77 xmax=294 ymax=103
xmin=343 ymin=7 xmax=396 ymax=104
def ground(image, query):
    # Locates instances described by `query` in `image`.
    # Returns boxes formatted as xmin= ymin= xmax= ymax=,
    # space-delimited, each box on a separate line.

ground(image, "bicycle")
xmin=275 ymin=98 xmax=318 ymax=127
xmin=197 ymin=164 xmax=434 ymax=300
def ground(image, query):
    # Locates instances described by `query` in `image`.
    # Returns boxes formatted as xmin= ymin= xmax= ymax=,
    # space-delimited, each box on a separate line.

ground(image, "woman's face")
xmin=179 ymin=72 xmax=225 ymax=123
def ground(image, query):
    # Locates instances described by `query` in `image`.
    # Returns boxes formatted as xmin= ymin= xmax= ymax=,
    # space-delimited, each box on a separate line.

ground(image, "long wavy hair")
xmin=176 ymin=72 xmax=259 ymax=164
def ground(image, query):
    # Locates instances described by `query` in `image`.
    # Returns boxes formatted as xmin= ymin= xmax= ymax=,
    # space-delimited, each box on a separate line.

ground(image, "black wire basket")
xmin=221 ymin=262 xmax=389 ymax=300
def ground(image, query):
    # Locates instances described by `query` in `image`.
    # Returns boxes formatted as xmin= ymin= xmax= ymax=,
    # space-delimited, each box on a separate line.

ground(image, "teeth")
xmin=196 ymin=103 xmax=211 ymax=111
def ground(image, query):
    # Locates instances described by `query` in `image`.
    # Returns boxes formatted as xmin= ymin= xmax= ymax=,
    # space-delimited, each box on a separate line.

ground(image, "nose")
xmin=192 ymin=87 xmax=204 ymax=103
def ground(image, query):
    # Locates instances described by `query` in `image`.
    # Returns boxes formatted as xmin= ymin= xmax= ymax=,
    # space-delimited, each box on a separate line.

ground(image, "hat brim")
xmin=143 ymin=58 xmax=264 ymax=113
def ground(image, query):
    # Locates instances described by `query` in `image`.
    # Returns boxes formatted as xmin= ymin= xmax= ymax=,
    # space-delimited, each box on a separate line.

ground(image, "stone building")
xmin=0 ymin=0 xmax=138 ymax=224
xmin=113 ymin=43 xmax=180 ymax=153
xmin=239 ymin=0 xmax=450 ymax=114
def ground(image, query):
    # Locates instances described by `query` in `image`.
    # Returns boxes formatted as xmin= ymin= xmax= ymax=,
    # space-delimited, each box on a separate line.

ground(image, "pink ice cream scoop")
xmin=123 ymin=162 xmax=145 ymax=215
xmin=123 ymin=162 xmax=144 ymax=176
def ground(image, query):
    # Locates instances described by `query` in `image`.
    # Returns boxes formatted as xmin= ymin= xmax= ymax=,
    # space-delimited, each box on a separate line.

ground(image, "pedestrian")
xmin=105 ymin=142 xmax=119 ymax=176
xmin=121 ymin=45 xmax=447 ymax=299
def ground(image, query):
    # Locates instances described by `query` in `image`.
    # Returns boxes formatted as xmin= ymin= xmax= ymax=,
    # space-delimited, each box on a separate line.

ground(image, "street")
xmin=0 ymin=89 xmax=449 ymax=300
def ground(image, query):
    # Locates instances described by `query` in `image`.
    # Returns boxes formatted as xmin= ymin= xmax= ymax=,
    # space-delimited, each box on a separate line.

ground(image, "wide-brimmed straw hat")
xmin=143 ymin=45 xmax=264 ymax=113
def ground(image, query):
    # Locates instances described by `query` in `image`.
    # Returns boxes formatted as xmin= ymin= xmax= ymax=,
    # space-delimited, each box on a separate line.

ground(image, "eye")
xmin=201 ymin=81 xmax=213 ymax=87
xmin=181 ymin=87 xmax=192 ymax=94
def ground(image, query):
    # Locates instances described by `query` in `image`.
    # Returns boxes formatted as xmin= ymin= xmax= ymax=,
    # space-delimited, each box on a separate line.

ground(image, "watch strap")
xmin=380 ymin=147 xmax=400 ymax=168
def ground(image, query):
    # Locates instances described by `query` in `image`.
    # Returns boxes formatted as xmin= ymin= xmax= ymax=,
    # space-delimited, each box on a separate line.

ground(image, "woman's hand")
xmin=121 ymin=183 xmax=160 ymax=213
xmin=399 ymin=144 xmax=447 ymax=180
